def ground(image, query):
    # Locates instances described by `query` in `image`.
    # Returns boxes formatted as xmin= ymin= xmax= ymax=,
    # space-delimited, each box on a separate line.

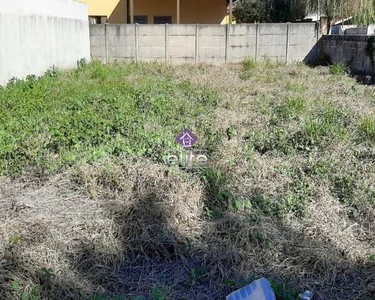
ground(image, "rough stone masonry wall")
xmin=0 ymin=0 xmax=91 ymax=85
xmin=322 ymin=35 xmax=375 ymax=76
xmin=90 ymin=23 xmax=320 ymax=65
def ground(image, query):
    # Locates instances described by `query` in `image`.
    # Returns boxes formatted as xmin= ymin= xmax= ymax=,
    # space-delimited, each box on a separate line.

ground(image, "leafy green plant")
xmin=269 ymin=278 xmax=298 ymax=300
xmin=9 ymin=234 xmax=21 ymax=244
xmin=275 ymin=97 xmax=306 ymax=120
xmin=23 ymin=285 xmax=41 ymax=300
xmin=40 ymin=268 xmax=55 ymax=285
xmin=151 ymin=288 xmax=167 ymax=300
xmin=227 ymin=125 xmax=238 ymax=140
xmin=189 ymin=267 xmax=207 ymax=285
xmin=360 ymin=116 xmax=375 ymax=141
xmin=250 ymin=127 xmax=292 ymax=155
xmin=12 ymin=281 xmax=41 ymax=300
xmin=333 ymin=173 xmax=357 ymax=205
xmin=329 ymin=63 xmax=349 ymax=75
xmin=201 ymin=168 xmax=233 ymax=215
xmin=243 ymin=58 xmax=257 ymax=70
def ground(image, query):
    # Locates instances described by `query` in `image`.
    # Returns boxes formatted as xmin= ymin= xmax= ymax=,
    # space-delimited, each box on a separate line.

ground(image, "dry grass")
xmin=1 ymin=61 xmax=375 ymax=300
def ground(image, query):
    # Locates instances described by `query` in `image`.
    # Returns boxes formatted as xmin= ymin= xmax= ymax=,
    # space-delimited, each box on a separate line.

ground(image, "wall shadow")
xmin=108 ymin=0 xmax=128 ymax=24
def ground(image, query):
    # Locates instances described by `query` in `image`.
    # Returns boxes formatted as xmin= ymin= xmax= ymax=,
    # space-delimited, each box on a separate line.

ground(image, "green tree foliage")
xmin=235 ymin=0 xmax=375 ymax=26
xmin=307 ymin=0 xmax=375 ymax=25
xmin=234 ymin=0 xmax=307 ymax=23
xmin=352 ymin=0 xmax=375 ymax=25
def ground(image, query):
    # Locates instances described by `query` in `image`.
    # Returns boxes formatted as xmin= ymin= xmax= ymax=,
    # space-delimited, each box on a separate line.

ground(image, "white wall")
xmin=0 ymin=0 xmax=90 ymax=85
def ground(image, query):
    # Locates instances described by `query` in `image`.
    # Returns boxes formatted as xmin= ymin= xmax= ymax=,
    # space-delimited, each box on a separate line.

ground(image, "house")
xmin=81 ymin=0 xmax=230 ymax=25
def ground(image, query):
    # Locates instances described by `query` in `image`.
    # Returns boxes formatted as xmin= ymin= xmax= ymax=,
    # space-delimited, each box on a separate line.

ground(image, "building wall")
xmin=81 ymin=0 xmax=127 ymax=23
xmin=82 ymin=0 xmax=227 ymax=24
xmin=0 ymin=0 xmax=91 ymax=85
xmin=134 ymin=0 xmax=176 ymax=24
xmin=90 ymin=23 xmax=320 ymax=65
xmin=181 ymin=0 xmax=227 ymax=24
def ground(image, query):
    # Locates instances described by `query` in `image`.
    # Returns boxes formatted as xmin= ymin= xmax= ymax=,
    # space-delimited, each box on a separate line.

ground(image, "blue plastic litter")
xmin=298 ymin=290 xmax=313 ymax=300
xmin=226 ymin=278 xmax=276 ymax=300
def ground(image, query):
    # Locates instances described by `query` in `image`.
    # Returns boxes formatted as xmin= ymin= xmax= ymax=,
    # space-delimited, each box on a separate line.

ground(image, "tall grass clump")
xmin=243 ymin=57 xmax=257 ymax=70
xmin=360 ymin=115 xmax=375 ymax=141
xmin=329 ymin=63 xmax=349 ymax=75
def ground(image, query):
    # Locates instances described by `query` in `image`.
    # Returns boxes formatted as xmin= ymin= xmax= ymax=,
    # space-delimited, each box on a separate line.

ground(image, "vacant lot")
xmin=1 ymin=61 xmax=375 ymax=300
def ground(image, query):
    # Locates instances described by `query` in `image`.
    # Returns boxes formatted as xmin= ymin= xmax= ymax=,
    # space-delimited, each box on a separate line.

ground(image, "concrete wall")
xmin=321 ymin=35 xmax=375 ymax=76
xmin=82 ymin=0 xmax=227 ymax=24
xmin=0 ymin=0 xmax=90 ymax=85
xmin=90 ymin=23 xmax=320 ymax=65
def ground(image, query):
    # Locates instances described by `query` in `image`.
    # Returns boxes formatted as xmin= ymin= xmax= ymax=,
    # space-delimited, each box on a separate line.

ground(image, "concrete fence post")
xmin=195 ymin=24 xmax=199 ymax=65
xmin=225 ymin=24 xmax=229 ymax=63
xmin=255 ymin=23 xmax=260 ymax=61
xmin=165 ymin=23 xmax=169 ymax=63
xmin=105 ymin=24 xmax=109 ymax=64
xmin=286 ymin=23 xmax=290 ymax=64
xmin=135 ymin=23 xmax=139 ymax=63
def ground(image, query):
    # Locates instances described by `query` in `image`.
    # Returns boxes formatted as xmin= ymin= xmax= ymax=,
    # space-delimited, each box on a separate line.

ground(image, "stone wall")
xmin=321 ymin=35 xmax=375 ymax=76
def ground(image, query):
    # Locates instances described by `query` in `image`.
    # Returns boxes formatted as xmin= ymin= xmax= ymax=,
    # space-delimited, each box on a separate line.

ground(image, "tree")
xmin=306 ymin=0 xmax=375 ymax=29
xmin=234 ymin=0 xmax=308 ymax=23
xmin=351 ymin=0 xmax=375 ymax=25
xmin=234 ymin=0 xmax=375 ymax=27
xmin=233 ymin=0 xmax=267 ymax=23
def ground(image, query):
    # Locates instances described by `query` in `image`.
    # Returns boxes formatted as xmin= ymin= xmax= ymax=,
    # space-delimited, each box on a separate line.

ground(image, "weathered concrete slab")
xmin=107 ymin=24 xmax=135 ymax=36
xmin=108 ymin=46 xmax=135 ymax=58
xmin=138 ymin=25 xmax=165 ymax=36
xmin=139 ymin=36 xmax=166 ymax=47
xmin=169 ymin=36 xmax=195 ymax=47
xmin=169 ymin=24 xmax=196 ymax=35
xmin=199 ymin=25 xmax=226 ymax=36
xmin=260 ymin=23 xmax=288 ymax=35
xmin=169 ymin=46 xmax=195 ymax=58
xmin=89 ymin=23 xmax=319 ymax=66
xmin=229 ymin=24 xmax=257 ymax=36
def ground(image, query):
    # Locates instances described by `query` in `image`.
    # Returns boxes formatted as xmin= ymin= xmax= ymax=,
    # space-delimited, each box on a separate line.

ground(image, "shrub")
xmin=329 ymin=63 xmax=349 ymax=75
xmin=243 ymin=58 xmax=257 ymax=70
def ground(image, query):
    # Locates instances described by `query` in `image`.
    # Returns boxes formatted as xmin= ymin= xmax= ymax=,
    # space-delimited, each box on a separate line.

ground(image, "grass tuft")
xmin=329 ymin=63 xmax=349 ymax=75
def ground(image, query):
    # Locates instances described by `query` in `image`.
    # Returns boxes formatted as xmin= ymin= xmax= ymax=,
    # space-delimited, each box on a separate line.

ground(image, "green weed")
xmin=201 ymin=167 xmax=233 ymax=216
xmin=360 ymin=116 xmax=375 ymax=141
xmin=11 ymin=281 xmax=41 ymax=300
xmin=275 ymin=97 xmax=306 ymax=120
xmin=329 ymin=63 xmax=349 ymax=75
xmin=243 ymin=58 xmax=257 ymax=70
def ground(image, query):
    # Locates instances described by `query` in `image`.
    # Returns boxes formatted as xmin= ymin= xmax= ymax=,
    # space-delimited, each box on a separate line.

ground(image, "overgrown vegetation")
xmin=329 ymin=62 xmax=349 ymax=75
xmin=1 ymin=61 xmax=375 ymax=300
xmin=234 ymin=0 xmax=375 ymax=27
xmin=0 ymin=62 xmax=220 ymax=176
